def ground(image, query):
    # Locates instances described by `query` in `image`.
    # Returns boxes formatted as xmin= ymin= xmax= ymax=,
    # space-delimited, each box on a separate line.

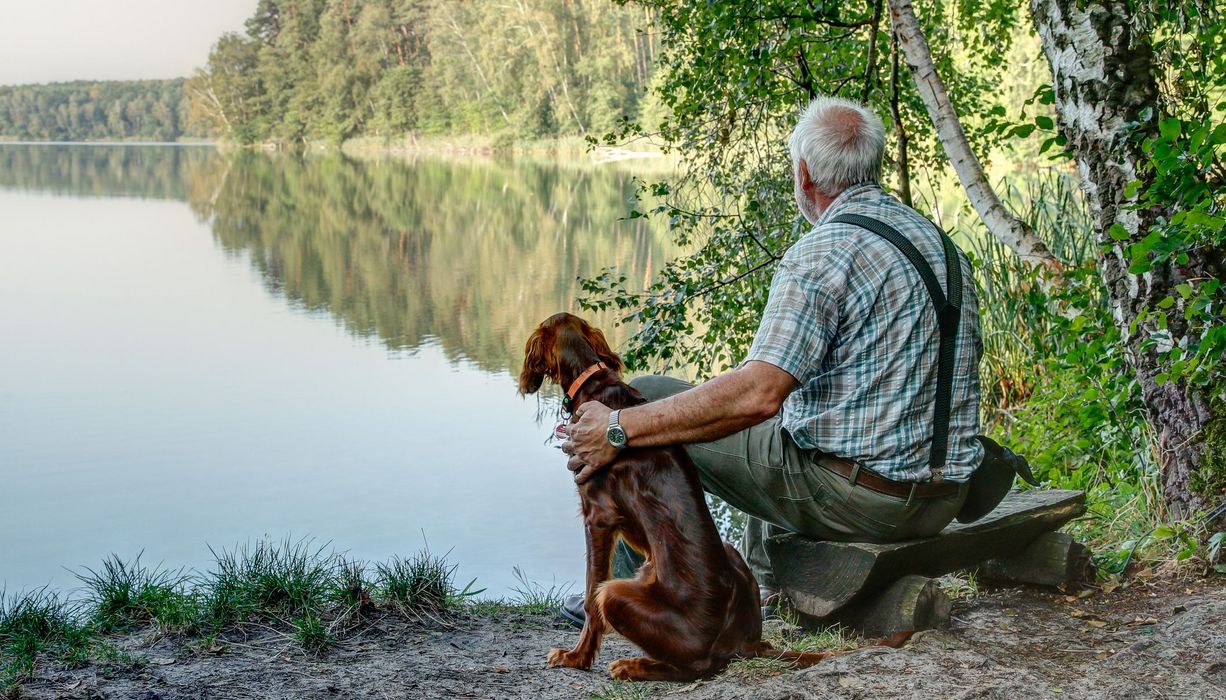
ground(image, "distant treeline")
xmin=0 ymin=80 xmax=200 ymax=142
xmin=187 ymin=0 xmax=662 ymax=145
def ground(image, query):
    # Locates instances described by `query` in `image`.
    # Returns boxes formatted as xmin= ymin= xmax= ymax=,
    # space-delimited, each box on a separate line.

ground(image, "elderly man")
xmin=561 ymin=95 xmax=982 ymax=610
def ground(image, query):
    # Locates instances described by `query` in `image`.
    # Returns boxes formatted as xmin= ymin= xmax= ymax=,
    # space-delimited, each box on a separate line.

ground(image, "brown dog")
xmin=520 ymin=313 xmax=908 ymax=681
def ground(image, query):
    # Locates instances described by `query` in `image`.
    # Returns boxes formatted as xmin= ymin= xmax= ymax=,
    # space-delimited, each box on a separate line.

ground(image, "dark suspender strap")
xmin=831 ymin=213 xmax=962 ymax=476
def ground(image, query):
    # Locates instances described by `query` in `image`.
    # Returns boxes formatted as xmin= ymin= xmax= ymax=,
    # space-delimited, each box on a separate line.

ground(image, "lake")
xmin=0 ymin=144 xmax=672 ymax=599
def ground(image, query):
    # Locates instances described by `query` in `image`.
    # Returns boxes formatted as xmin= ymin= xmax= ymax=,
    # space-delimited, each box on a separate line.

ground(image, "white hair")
xmin=788 ymin=96 xmax=886 ymax=195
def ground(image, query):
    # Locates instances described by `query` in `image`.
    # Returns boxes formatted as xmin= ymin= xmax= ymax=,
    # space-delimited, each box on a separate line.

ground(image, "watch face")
xmin=607 ymin=427 xmax=627 ymax=447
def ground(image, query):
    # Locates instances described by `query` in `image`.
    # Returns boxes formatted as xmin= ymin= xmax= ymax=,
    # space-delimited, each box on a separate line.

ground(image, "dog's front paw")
xmin=608 ymin=658 xmax=636 ymax=680
xmin=547 ymin=647 xmax=591 ymax=670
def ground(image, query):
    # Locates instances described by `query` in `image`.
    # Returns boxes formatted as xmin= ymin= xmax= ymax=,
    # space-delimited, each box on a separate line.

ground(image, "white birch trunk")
xmin=888 ymin=0 xmax=1062 ymax=273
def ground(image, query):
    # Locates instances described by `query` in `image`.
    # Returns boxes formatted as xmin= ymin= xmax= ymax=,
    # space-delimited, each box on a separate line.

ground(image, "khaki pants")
xmin=629 ymin=375 xmax=969 ymax=587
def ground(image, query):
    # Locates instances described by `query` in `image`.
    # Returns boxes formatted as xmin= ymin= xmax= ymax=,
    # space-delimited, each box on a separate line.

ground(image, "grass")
xmin=292 ymin=611 xmax=333 ymax=655
xmin=75 ymin=553 xmax=197 ymax=633
xmin=0 ymin=588 xmax=91 ymax=693
xmin=374 ymin=547 xmax=483 ymax=619
xmin=333 ymin=557 xmax=375 ymax=621
xmin=943 ymin=571 xmax=980 ymax=600
xmin=505 ymin=566 xmax=572 ymax=615
xmin=3 ymin=536 xmax=509 ymax=694
xmin=202 ymin=536 xmax=339 ymax=628
xmin=589 ymin=680 xmax=657 ymax=700
xmin=724 ymin=618 xmax=859 ymax=680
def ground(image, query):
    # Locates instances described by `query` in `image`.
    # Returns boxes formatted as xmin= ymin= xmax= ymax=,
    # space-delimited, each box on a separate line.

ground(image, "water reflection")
xmin=0 ymin=144 xmax=672 ymax=373
xmin=0 ymin=144 xmax=671 ymax=597
xmin=196 ymin=152 xmax=669 ymax=372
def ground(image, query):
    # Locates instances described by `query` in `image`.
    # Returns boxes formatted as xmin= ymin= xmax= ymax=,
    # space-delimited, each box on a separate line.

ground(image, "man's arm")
xmin=563 ymin=360 xmax=797 ymax=483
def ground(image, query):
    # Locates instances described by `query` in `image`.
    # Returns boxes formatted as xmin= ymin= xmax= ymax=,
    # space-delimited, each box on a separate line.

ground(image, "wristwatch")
xmin=607 ymin=409 xmax=628 ymax=449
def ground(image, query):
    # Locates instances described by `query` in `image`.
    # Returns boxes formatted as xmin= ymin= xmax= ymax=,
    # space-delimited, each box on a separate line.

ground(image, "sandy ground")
xmin=16 ymin=575 xmax=1226 ymax=700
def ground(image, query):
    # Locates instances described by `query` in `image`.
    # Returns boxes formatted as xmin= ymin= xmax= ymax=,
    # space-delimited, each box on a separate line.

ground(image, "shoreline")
xmin=0 ymin=133 xmax=671 ymax=164
xmin=8 ymin=572 xmax=1224 ymax=699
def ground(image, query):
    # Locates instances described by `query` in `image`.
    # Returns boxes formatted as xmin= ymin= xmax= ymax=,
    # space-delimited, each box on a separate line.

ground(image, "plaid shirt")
xmin=746 ymin=183 xmax=983 ymax=482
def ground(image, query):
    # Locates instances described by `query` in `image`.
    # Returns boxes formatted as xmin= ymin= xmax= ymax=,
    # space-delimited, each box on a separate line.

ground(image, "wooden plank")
xmin=976 ymin=531 xmax=1093 ymax=589
xmin=823 ymin=575 xmax=950 ymax=636
xmin=766 ymin=489 xmax=1085 ymax=618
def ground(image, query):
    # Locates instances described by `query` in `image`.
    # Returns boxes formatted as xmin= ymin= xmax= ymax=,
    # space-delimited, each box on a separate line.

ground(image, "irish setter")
xmin=519 ymin=313 xmax=909 ymax=682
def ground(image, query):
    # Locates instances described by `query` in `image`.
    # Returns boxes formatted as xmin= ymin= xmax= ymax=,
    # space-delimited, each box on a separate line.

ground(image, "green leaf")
xmin=1157 ymin=296 xmax=1175 ymax=309
xmin=1108 ymin=224 xmax=1130 ymax=241
xmin=1035 ymin=115 xmax=1054 ymax=129
xmin=1159 ymin=118 xmax=1181 ymax=141
xmin=1152 ymin=524 xmax=1176 ymax=539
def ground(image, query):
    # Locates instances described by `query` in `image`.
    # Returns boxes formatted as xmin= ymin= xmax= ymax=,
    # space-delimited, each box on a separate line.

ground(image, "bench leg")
xmin=794 ymin=575 xmax=951 ymax=637
xmin=975 ymin=531 xmax=1093 ymax=590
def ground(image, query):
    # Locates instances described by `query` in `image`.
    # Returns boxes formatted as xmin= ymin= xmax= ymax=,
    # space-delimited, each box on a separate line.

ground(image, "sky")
xmin=0 ymin=0 xmax=256 ymax=85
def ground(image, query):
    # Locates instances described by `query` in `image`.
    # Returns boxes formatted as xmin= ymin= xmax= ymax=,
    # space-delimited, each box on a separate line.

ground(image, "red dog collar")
xmin=565 ymin=362 xmax=609 ymax=406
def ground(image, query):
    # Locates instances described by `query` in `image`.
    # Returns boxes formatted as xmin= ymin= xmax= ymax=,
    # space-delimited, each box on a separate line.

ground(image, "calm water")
xmin=0 ymin=144 xmax=671 ymax=598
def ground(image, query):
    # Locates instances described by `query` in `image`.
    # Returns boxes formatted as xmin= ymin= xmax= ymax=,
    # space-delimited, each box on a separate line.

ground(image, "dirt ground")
xmin=17 ymin=575 xmax=1226 ymax=700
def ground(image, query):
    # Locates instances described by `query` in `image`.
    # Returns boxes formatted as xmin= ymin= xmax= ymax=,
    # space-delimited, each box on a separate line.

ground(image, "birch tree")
xmin=1029 ymin=0 xmax=1225 ymax=515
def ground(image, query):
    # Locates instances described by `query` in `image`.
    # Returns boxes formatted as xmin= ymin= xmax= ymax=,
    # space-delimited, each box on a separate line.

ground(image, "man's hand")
xmin=561 ymin=401 xmax=619 ymax=484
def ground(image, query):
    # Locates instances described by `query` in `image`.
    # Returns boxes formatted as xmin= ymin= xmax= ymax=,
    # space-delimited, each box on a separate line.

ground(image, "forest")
xmin=0 ymin=80 xmax=195 ymax=142
xmin=184 ymin=0 xmax=661 ymax=145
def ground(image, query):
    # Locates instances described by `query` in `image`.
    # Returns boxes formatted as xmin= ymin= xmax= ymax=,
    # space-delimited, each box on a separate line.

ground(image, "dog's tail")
xmin=733 ymin=630 xmax=913 ymax=669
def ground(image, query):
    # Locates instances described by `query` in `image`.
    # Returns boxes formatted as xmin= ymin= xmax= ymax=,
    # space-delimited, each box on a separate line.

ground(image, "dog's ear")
xmin=518 ymin=326 xmax=551 ymax=395
xmin=577 ymin=318 xmax=623 ymax=373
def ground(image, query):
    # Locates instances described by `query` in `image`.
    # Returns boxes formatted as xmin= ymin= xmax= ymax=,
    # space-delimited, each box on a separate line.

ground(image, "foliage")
xmin=0 ymin=80 xmax=197 ymax=141
xmin=189 ymin=0 xmax=660 ymax=145
xmin=579 ymin=0 xmax=1225 ymax=545
xmin=581 ymin=0 xmax=1023 ymax=377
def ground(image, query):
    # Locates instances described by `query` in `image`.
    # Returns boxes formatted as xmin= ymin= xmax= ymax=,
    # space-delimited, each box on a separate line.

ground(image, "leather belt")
xmin=816 ymin=455 xmax=959 ymax=500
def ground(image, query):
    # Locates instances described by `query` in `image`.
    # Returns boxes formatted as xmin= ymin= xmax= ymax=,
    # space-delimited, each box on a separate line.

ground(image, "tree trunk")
xmin=1030 ymin=0 xmax=1220 ymax=516
xmin=888 ymin=0 xmax=1062 ymax=273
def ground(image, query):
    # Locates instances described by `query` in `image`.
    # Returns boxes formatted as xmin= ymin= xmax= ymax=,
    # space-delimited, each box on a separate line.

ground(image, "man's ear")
xmin=518 ymin=328 xmax=550 ymax=395
xmin=798 ymin=158 xmax=817 ymax=198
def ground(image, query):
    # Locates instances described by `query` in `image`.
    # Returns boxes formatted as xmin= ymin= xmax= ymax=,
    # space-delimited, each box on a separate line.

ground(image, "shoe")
xmin=559 ymin=593 xmax=585 ymax=629
xmin=760 ymin=586 xmax=781 ymax=619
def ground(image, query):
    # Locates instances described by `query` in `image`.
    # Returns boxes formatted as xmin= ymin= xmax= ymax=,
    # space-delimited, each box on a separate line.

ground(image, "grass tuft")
xmin=332 ymin=557 xmax=375 ymax=620
xmin=723 ymin=655 xmax=791 ymax=680
xmin=375 ymin=548 xmax=479 ymax=618
xmin=506 ymin=566 xmax=571 ymax=615
xmin=292 ymin=611 xmax=333 ymax=655
xmin=765 ymin=615 xmax=858 ymax=654
xmin=0 ymin=588 xmax=91 ymax=692
xmin=942 ymin=571 xmax=980 ymax=600
xmin=201 ymin=536 xmax=338 ymax=628
xmin=74 ymin=553 xmax=197 ymax=632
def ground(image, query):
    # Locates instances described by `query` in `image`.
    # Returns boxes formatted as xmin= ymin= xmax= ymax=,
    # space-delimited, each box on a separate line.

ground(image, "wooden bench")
xmin=765 ymin=489 xmax=1090 ymax=636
